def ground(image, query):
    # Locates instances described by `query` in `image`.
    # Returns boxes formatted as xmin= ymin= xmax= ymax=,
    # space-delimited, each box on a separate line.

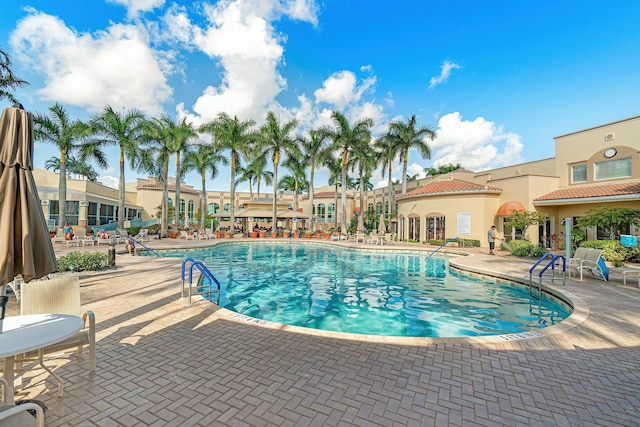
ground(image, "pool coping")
xmin=158 ymin=238 xmax=588 ymax=346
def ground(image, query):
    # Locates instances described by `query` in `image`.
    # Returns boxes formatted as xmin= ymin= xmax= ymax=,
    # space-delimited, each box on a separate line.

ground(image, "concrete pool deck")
xmin=4 ymin=238 xmax=640 ymax=426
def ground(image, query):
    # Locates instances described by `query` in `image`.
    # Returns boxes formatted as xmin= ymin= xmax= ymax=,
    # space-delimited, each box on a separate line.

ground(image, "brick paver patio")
xmin=4 ymin=239 xmax=640 ymax=426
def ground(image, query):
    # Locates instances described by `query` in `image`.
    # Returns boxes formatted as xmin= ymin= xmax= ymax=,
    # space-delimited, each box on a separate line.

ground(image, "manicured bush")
xmin=57 ymin=251 xmax=109 ymax=272
xmin=127 ymin=225 xmax=141 ymax=236
xmin=529 ymin=243 xmax=548 ymax=258
xmin=505 ymin=239 xmax=535 ymax=257
xmin=579 ymin=239 xmax=638 ymax=266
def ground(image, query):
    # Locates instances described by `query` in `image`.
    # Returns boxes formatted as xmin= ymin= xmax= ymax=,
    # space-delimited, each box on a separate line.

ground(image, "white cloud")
xmin=429 ymin=60 xmax=460 ymax=89
xmin=430 ymin=112 xmax=523 ymax=171
xmin=406 ymin=163 xmax=426 ymax=179
xmin=107 ymin=0 xmax=166 ymax=19
xmin=9 ymin=11 xmax=172 ymax=116
xmin=175 ymin=0 xmax=318 ymax=125
xmin=98 ymin=176 xmax=119 ymax=189
xmin=314 ymin=70 xmax=376 ymax=110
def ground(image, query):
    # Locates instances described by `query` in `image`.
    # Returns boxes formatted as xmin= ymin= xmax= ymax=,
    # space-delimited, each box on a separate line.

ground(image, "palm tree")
xmin=89 ymin=105 xmax=146 ymax=230
xmin=183 ymin=142 xmax=228 ymax=231
xmin=374 ymin=134 xmax=398 ymax=219
xmin=0 ymin=47 xmax=28 ymax=104
xmin=200 ymin=113 xmax=258 ymax=234
xmin=322 ymin=111 xmax=373 ymax=232
xmin=298 ymin=130 xmax=331 ymax=229
xmin=349 ymin=136 xmax=376 ymax=217
xmin=170 ymin=118 xmax=197 ymax=226
xmin=406 ymin=173 xmax=420 ymax=181
xmin=34 ymin=103 xmax=106 ymax=227
xmin=45 ymin=156 xmax=99 ymax=181
xmin=235 ymin=155 xmax=273 ymax=200
xmin=137 ymin=117 xmax=175 ymax=237
xmin=325 ymin=156 xmax=343 ymax=228
xmin=388 ymin=114 xmax=436 ymax=195
xmin=281 ymin=155 xmax=309 ymax=212
xmin=259 ymin=111 xmax=299 ymax=228
xmin=425 ymin=163 xmax=463 ymax=176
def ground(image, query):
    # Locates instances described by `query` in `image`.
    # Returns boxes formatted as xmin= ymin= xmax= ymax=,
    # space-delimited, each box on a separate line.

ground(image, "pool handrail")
xmin=528 ymin=253 xmax=566 ymax=297
xmin=181 ymin=257 xmax=221 ymax=305
xmin=428 ymin=238 xmax=458 ymax=258
xmin=130 ymin=237 xmax=160 ymax=256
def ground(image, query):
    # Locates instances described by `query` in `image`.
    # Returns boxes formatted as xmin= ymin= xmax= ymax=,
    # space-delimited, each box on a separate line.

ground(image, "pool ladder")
xmin=528 ymin=253 xmax=566 ymax=298
xmin=181 ymin=257 xmax=221 ymax=306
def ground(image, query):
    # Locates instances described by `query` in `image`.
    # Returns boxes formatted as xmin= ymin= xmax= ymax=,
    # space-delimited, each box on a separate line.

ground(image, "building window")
xmin=408 ymin=216 xmax=420 ymax=241
xmin=375 ymin=201 xmax=382 ymax=215
xmin=571 ymin=164 xmax=587 ymax=183
xmin=88 ymin=202 xmax=98 ymax=226
xmin=188 ymin=200 xmax=195 ymax=219
xmin=208 ymin=203 xmax=220 ymax=214
xmin=595 ymin=157 xmax=631 ymax=181
xmin=223 ymin=203 xmax=230 ymax=212
xmin=367 ymin=203 xmax=374 ymax=213
xmin=327 ymin=203 xmax=335 ymax=220
xmin=317 ymin=203 xmax=326 ymax=217
xmin=426 ymin=216 xmax=445 ymax=241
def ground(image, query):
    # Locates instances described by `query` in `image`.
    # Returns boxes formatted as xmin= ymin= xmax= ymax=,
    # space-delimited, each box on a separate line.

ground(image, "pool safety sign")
xmin=456 ymin=212 xmax=471 ymax=236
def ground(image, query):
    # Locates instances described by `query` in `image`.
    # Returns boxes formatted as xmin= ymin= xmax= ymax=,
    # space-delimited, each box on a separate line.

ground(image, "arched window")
xmin=168 ymin=197 xmax=173 ymax=206
xmin=179 ymin=199 xmax=186 ymax=217
xmin=425 ymin=215 xmax=445 ymax=241
xmin=367 ymin=203 xmax=374 ymax=213
xmin=317 ymin=203 xmax=326 ymax=217
xmin=375 ymin=201 xmax=382 ymax=215
xmin=223 ymin=203 xmax=231 ymax=212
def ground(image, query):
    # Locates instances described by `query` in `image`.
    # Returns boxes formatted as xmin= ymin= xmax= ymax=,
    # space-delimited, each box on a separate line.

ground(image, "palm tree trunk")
xmin=161 ymin=157 xmax=169 ymax=238
xmin=359 ymin=173 xmax=364 ymax=215
xmin=118 ymin=147 xmax=125 ymax=230
xmin=401 ymin=150 xmax=409 ymax=195
xmin=387 ymin=160 xmax=393 ymax=220
xmin=272 ymin=157 xmax=278 ymax=229
xmin=334 ymin=182 xmax=338 ymax=229
xmin=201 ymin=167 xmax=207 ymax=231
xmin=175 ymin=153 xmax=181 ymax=227
xmin=58 ymin=149 xmax=67 ymax=228
xmin=341 ymin=152 xmax=348 ymax=232
xmin=308 ymin=163 xmax=315 ymax=230
xmin=230 ymin=150 xmax=236 ymax=235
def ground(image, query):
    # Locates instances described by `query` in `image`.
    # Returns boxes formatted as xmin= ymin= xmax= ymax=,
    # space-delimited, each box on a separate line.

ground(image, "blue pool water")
xmin=165 ymin=242 xmax=571 ymax=338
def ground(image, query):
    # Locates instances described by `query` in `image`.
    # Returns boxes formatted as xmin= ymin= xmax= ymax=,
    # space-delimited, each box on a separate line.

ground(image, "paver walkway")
xmin=4 ymin=239 xmax=640 ymax=426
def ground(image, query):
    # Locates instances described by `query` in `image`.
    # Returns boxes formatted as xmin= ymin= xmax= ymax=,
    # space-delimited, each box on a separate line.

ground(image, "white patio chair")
xmin=0 ymin=377 xmax=45 ymax=427
xmin=568 ymin=248 xmax=607 ymax=281
xmin=51 ymin=228 xmax=65 ymax=244
xmin=20 ymin=277 xmax=96 ymax=396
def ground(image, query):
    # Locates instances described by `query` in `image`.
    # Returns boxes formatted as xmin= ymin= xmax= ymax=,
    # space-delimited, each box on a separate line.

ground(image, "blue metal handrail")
xmin=130 ymin=237 xmax=160 ymax=256
xmin=181 ymin=257 xmax=221 ymax=305
xmin=428 ymin=238 xmax=457 ymax=258
xmin=529 ymin=253 xmax=566 ymax=297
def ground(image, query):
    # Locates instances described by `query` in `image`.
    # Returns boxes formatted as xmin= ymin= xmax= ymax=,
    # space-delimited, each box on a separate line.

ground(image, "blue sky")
xmin=2 ymin=0 xmax=639 ymax=192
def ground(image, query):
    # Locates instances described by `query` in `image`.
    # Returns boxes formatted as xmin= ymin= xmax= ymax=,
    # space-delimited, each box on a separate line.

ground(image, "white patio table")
xmin=0 ymin=313 xmax=83 ymax=404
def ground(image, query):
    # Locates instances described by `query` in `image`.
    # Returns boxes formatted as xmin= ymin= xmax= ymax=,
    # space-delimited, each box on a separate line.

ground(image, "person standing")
xmin=487 ymin=225 xmax=497 ymax=255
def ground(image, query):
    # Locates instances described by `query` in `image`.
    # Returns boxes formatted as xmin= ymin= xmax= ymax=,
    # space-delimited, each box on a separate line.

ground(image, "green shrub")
xmin=147 ymin=224 xmax=160 ymax=235
xmin=579 ymin=239 xmax=635 ymax=266
xmin=505 ymin=239 xmax=535 ymax=257
xmin=57 ymin=251 xmax=109 ymax=272
xmin=127 ymin=225 xmax=142 ymax=236
xmin=529 ymin=243 xmax=547 ymax=258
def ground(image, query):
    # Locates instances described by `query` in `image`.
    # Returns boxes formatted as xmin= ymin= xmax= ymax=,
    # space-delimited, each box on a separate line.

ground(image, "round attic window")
xmin=604 ymin=148 xmax=617 ymax=158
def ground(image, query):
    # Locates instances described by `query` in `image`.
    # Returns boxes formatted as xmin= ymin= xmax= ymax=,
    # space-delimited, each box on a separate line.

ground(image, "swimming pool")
xmin=165 ymin=242 xmax=571 ymax=338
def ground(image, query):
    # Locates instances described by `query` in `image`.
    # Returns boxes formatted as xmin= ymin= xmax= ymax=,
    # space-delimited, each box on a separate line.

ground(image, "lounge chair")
xmin=0 ymin=377 xmax=45 ymax=427
xmin=568 ymin=248 xmax=608 ymax=281
xmin=51 ymin=228 xmax=65 ymax=244
xmin=137 ymin=229 xmax=150 ymax=242
xmin=20 ymin=277 xmax=96 ymax=390
xmin=179 ymin=230 xmax=195 ymax=240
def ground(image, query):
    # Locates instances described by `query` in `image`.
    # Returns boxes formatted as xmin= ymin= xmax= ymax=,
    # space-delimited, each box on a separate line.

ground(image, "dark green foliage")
xmin=579 ymin=240 xmax=639 ymax=266
xmin=57 ymin=251 xmax=109 ymax=272
xmin=505 ymin=239 xmax=535 ymax=257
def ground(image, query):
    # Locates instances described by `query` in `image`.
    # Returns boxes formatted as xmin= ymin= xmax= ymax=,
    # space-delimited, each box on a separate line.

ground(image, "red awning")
xmin=496 ymin=201 xmax=526 ymax=216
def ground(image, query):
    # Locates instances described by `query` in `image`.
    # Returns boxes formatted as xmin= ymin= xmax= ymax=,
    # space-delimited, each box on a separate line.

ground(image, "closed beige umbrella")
xmin=378 ymin=213 xmax=386 ymax=234
xmin=0 ymin=107 xmax=57 ymax=295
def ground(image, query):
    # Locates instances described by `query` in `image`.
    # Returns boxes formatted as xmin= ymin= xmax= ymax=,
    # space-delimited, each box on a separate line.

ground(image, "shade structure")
xmin=496 ymin=200 xmax=527 ymax=216
xmin=0 ymin=107 xmax=58 ymax=288
xmin=378 ymin=213 xmax=386 ymax=234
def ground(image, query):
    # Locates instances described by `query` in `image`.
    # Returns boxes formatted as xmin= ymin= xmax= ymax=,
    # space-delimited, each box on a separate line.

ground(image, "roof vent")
xmin=605 ymin=132 xmax=615 ymax=141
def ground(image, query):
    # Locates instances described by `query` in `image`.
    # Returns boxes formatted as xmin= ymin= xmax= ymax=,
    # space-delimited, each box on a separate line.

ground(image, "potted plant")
xmin=325 ymin=227 xmax=334 ymax=240
xmin=271 ymin=230 xmax=278 ymax=238
xmin=283 ymin=230 xmax=290 ymax=238
xmin=214 ymin=229 xmax=221 ymax=239
xmin=316 ymin=229 xmax=323 ymax=239
xmin=293 ymin=230 xmax=300 ymax=238
xmin=305 ymin=230 xmax=312 ymax=239
xmin=259 ymin=230 xmax=266 ymax=238
xmin=251 ymin=230 xmax=258 ymax=238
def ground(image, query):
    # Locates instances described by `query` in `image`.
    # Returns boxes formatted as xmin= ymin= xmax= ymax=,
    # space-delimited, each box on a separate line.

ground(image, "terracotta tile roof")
xmin=397 ymin=179 xmax=502 ymax=200
xmin=535 ymin=181 xmax=640 ymax=202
